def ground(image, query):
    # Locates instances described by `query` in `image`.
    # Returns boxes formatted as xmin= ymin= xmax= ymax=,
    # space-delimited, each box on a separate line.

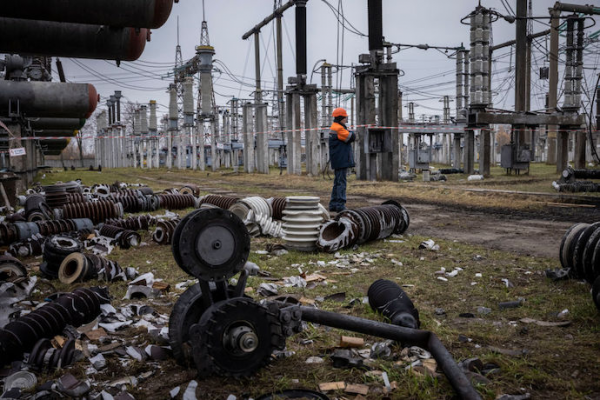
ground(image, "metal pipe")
xmin=299 ymin=306 xmax=482 ymax=400
xmin=0 ymin=0 xmax=173 ymax=28
xmin=27 ymin=118 xmax=86 ymax=131
xmin=0 ymin=81 xmax=98 ymax=119
xmin=295 ymin=0 xmax=307 ymax=76
xmin=0 ymin=18 xmax=148 ymax=61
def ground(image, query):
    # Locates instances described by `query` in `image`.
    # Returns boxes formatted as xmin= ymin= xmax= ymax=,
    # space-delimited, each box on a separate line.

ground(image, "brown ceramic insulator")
xmin=152 ymin=218 xmax=181 ymax=245
xmin=99 ymin=224 xmax=123 ymax=238
xmin=45 ymin=185 xmax=68 ymax=208
xmin=65 ymin=193 xmax=88 ymax=204
xmin=201 ymin=195 xmax=240 ymax=210
xmin=269 ymin=197 xmax=287 ymax=220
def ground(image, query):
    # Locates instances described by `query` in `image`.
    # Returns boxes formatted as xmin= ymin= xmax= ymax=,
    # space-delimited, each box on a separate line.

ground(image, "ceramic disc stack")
xmin=282 ymin=196 xmax=324 ymax=251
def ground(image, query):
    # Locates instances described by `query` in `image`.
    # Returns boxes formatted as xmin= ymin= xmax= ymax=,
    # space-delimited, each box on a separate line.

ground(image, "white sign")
xmin=9 ymin=147 xmax=26 ymax=157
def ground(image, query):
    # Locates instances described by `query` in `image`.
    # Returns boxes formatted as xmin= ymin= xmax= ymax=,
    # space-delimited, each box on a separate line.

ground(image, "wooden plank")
xmin=318 ymin=382 xmax=346 ymax=392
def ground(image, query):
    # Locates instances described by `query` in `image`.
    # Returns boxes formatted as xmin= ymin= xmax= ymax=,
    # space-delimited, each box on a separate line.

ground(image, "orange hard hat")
xmin=332 ymin=107 xmax=348 ymax=118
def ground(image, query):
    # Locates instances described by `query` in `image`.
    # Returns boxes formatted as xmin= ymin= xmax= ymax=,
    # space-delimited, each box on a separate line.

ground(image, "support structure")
xmin=355 ymin=0 xmax=399 ymax=181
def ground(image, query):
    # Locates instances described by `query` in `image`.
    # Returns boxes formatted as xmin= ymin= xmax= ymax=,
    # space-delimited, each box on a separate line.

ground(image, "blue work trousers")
xmin=329 ymin=168 xmax=347 ymax=211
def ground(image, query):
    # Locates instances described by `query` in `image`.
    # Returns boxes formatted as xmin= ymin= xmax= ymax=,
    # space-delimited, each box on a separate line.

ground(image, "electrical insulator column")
xmin=468 ymin=6 xmax=491 ymax=174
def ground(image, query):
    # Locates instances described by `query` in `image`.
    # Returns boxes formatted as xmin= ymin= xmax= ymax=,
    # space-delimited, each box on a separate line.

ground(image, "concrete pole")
xmin=379 ymin=72 xmax=399 ymax=181
xmin=548 ymin=7 xmax=559 ymax=166
xmin=256 ymin=103 xmax=269 ymax=173
xmin=196 ymin=123 xmax=205 ymax=170
xmin=168 ymin=84 xmax=177 ymax=169
xmin=140 ymin=105 xmax=148 ymax=168
xmin=149 ymin=100 xmax=157 ymax=168
xmin=183 ymin=76 xmax=194 ymax=170
xmin=305 ymin=94 xmax=319 ymax=176
xmin=212 ymin=114 xmax=219 ymax=171
xmin=286 ymin=92 xmax=302 ymax=175
xmin=356 ymin=73 xmax=376 ymax=180
xmin=243 ymin=102 xmax=254 ymax=173
xmin=133 ymin=108 xmax=140 ymax=168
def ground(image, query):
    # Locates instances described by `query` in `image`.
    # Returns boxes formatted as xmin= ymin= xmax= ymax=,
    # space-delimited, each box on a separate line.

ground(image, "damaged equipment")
xmin=168 ymin=209 xmax=481 ymax=399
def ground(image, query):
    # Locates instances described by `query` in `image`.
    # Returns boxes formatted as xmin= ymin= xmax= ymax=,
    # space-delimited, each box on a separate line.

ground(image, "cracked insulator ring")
xmin=316 ymin=217 xmax=358 ymax=253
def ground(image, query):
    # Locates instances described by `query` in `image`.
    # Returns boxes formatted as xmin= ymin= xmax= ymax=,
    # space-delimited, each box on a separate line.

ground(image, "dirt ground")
xmin=402 ymin=203 xmax=573 ymax=259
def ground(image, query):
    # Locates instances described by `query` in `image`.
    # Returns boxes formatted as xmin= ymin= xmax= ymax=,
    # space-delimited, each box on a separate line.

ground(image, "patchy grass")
xmin=18 ymin=167 xmax=600 ymax=399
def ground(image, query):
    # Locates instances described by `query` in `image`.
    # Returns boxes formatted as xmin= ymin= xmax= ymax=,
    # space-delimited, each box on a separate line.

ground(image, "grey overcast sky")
xmin=59 ymin=0 xmax=600 ymax=124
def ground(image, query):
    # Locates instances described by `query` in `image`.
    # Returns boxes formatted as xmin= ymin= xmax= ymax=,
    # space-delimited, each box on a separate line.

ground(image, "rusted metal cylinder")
xmin=0 ymin=18 xmax=148 ymax=61
xmin=28 ymin=117 xmax=86 ymax=131
xmin=0 ymin=81 xmax=98 ymax=118
xmin=2 ymin=0 xmax=174 ymax=29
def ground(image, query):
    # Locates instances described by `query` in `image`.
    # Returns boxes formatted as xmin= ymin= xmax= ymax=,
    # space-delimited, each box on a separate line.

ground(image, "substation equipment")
xmin=168 ymin=208 xmax=482 ymax=400
xmin=465 ymin=1 xmax=597 ymax=176
xmin=0 ymin=0 xmax=175 ymax=199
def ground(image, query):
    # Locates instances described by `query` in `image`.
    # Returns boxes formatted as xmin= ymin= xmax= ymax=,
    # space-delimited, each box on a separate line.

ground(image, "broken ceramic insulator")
xmin=0 ymin=287 xmax=109 ymax=363
xmin=367 ymin=279 xmax=420 ymax=329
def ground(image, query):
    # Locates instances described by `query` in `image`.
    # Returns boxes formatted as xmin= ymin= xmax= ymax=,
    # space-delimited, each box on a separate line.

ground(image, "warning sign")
xmin=9 ymin=147 xmax=26 ymax=157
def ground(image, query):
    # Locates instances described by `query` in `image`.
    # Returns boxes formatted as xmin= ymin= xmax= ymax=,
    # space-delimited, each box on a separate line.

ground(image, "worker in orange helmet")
xmin=328 ymin=107 xmax=355 ymax=212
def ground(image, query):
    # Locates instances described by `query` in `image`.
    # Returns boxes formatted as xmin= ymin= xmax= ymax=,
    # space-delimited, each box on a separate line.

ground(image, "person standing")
xmin=328 ymin=107 xmax=355 ymax=212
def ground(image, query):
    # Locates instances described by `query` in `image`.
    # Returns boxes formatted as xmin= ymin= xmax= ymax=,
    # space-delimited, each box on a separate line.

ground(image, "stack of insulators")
xmin=36 ymin=218 xmax=94 ymax=236
xmin=41 ymin=236 xmax=83 ymax=279
xmin=105 ymin=215 xmax=156 ymax=231
xmin=59 ymin=252 xmax=125 ymax=284
xmin=0 ymin=287 xmax=109 ymax=363
xmin=152 ymin=219 xmax=181 ymax=245
xmin=43 ymin=184 xmax=69 ymax=208
xmin=61 ymin=199 xmax=123 ymax=224
xmin=200 ymin=195 xmax=239 ymax=209
xmin=65 ymin=193 xmax=88 ymax=203
xmin=27 ymin=338 xmax=77 ymax=372
xmin=155 ymin=194 xmax=195 ymax=210
xmin=99 ymin=224 xmax=141 ymax=249
xmin=317 ymin=201 xmax=410 ymax=253
xmin=268 ymin=197 xmax=288 ymax=220
xmin=111 ymin=192 xmax=144 ymax=213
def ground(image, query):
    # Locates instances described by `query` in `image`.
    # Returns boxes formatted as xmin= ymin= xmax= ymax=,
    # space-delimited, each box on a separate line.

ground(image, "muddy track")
xmin=139 ymin=174 xmax=597 ymax=259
